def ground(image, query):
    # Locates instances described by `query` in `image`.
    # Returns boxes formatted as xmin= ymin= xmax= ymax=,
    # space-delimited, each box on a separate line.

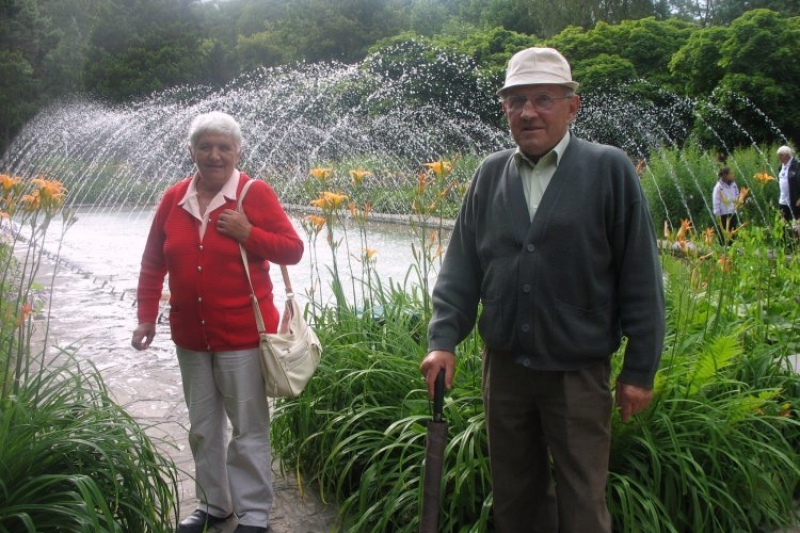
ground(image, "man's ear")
xmin=568 ymin=95 xmax=581 ymax=123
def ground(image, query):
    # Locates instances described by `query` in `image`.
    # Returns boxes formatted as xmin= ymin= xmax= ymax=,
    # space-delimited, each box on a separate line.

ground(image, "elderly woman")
xmin=131 ymin=111 xmax=303 ymax=533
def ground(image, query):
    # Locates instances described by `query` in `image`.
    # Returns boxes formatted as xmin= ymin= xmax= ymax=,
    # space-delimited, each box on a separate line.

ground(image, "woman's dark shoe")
xmin=232 ymin=526 xmax=267 ymax=533
xmin=177 ymin=510 xmax=233 ymax=533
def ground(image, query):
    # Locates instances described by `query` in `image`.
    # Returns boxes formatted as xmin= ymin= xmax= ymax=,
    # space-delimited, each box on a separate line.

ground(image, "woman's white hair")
xmin=188 ymin=111 xmax=243 ymax=150
xmin=777 ymin=145 xmax=793 ymax=156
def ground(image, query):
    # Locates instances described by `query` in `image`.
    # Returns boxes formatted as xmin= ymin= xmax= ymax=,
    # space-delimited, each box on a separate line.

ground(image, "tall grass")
xmin=272 ymin=150 xmax=800 ymax=532
xmin=0 ymin=174 xmax=179 ymax=532
xmin=641 ymin=143 xmax=782 ymax=235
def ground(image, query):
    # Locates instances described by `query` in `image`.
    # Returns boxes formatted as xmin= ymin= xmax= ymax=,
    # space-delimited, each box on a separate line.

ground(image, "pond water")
xmin=32 ymin=208 xmax=442 ymax=395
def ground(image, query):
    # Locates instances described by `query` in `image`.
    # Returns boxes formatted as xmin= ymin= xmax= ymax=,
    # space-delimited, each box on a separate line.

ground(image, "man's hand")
xmin=615 ymin=380 xmax=653 ymax=422
xmin=420 ymin=350 xmax=456 ymax=399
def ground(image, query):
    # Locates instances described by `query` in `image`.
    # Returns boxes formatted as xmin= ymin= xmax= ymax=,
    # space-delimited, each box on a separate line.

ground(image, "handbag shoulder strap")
xmin=237 ymin=179 xmax=294 ymax=301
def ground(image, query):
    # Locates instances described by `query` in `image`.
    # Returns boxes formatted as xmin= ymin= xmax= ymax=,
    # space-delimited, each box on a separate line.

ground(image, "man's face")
xmin=502 ymin=84 xmax=580 ymax=159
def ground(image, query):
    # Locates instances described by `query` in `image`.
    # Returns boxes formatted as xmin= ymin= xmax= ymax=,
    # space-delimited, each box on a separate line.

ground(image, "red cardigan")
xmin=136 ymin=173 xmax=304 ymax=352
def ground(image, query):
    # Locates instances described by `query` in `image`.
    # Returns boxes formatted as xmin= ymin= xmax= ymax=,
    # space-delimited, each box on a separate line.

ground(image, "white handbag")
xmin=238 ymin=180 xmax=322 ymax=398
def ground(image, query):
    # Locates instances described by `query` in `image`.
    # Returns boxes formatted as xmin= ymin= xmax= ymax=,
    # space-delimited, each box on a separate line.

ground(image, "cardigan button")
xmin=197 ymin=297 xmax=202 ymax=303
xmin=199 ymin=245 xmax=204 ymax=251
xmin=197 ymin=266 xmax=202 ymax=272
xmin=522 ymin=284 xmax=531 ymax=293
xmin=521 ymin=324 xmax=530 ymax=332
xmin=526 ymin=244 xmax=535 ymax=252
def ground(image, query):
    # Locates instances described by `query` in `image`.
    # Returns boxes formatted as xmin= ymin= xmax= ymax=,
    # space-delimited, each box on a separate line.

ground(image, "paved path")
xmin=31 ymin=253 xmax=339 ymax=533
xmin=116 ymin=381 xmax=339 ymax=533
xmin=57 ymin=341 xmax=340 ymax=533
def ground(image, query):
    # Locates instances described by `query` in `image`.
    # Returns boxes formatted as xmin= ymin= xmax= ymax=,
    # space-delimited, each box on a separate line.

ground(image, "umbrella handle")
xmin=433 ymin=368 xmax=445 ymax=422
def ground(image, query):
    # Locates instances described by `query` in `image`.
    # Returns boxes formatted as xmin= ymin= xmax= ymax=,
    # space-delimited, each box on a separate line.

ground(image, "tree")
xmin=668 ymin=25 xmax=728 ymax=95
xmin=236 ymin=31 xmax=288 ymax=72
xmin=434 ymin=26 xmax=538 ymax=77
xmin=715 ymin=9 xmax=800 ymax=143
xmin=83 ymin=0 xmax=212 ymax=101
xmin=265 ymin=0 xmax=410 ymax=64
xmin=409 ymin=0 xmax=453 ymax=36
xmin=0 ymin=0 xmax=55 ymax=153
xmin=548 ymin=18 xmax=693 ymax=88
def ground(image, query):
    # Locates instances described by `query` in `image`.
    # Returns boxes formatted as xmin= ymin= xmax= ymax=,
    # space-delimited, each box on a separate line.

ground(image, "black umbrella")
xmin=420 ymin=369 xmax=448 ymax=533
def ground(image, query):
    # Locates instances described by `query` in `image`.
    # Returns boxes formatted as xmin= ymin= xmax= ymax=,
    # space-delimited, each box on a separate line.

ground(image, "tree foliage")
xmin=3 ymin=0 xmax=800 ymax=156
xmin=82 ymin=0 xmax=212 ymax=100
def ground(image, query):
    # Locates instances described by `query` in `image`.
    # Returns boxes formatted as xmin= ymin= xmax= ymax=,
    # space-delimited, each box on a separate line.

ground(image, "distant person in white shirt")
xmin=712 ymin=167 xmax=739 ymax=245
xmin=777 ymin=145 xmax=800 ymax=222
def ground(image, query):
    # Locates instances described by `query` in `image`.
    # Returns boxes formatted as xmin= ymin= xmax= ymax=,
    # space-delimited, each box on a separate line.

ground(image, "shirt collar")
xmin=514 ymin=131 xmax=571 ymax=168
xmin=179 ymin=169 xmax=241 ymax=206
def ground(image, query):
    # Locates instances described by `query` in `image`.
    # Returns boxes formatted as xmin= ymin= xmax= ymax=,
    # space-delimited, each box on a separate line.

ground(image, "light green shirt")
xmin=513 ymin=131 xmax=571 ymax=221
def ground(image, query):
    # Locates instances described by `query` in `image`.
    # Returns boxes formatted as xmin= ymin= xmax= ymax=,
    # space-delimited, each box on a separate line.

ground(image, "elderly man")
xmin=777 ymin=145 xmax=800 ymax=222
xmin=420 ymin=47 xmax=665 ymax=533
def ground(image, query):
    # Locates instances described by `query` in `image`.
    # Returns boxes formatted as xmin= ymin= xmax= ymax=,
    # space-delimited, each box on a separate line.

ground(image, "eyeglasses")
xmin=503 ymin=94 xmax=573 ymax=113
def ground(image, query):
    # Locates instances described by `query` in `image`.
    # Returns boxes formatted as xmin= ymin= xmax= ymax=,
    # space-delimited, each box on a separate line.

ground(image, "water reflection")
xmin=36 ymin=208 xmax=440 ymax=395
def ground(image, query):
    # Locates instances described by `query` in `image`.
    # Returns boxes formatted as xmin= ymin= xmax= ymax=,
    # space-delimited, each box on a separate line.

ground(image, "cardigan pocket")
xmin=551 ymin=299 xmax=617 ymax=360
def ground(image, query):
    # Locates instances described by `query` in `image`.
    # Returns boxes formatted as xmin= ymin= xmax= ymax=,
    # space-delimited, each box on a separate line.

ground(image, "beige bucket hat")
xmin=497 ymin=47 xmax=579 ymax=96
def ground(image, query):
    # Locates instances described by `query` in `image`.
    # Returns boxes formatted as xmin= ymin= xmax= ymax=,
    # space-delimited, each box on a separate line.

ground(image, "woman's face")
xmin=189 ymin=132 xmax=241 ymax=190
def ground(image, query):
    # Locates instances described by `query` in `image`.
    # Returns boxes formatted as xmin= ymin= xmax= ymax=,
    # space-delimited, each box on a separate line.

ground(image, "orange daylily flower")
xmin=363 ymin=248 xmax=377 ymax=260
xmin=309 ymin=168 xmax=333 ymax=182
xmin=32 ymin=177 xmax=66 ymax=207
xmin=310 ymin=191 xmax=348 ymax=211
xmin=675 ymin=219 xmax=692 ymax=241
xmin=304 ymin=215 xmax=327 ymax=234
xmin=416 ymin=171 xmax=432 ymax=194
xmin=424 ymin=160 xmax=452 ymax=177
xmin=703 ymin=227 xmax=716 ymax=247
xmin=349 ymin=169 xmax=371 ymax=186
xmin=635 ymin=159 xmax=646 ymax=176
xmin=735 ymin=187 xmax=750 ymax=208
xmin=20 ymin=193 xmax=41 ymax=212
xmin=717 ymin=255 xmax=732 ymax=272
xmin=753 ymin=171 xmax=775 ymax=183
xmin=348 ymin=202 xmax=371 ymax=222
xmin=0 ymin=174 xmax=21 ymax=193
xmin=15 ymin=301 xmax=32 ymax=327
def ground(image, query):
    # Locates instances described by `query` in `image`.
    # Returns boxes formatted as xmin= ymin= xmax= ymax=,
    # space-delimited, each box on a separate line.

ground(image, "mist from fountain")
xmin=0 ymin=52 xmax=760 ymax=216
xmin=0 ymin=49 xmax=788 ymax=238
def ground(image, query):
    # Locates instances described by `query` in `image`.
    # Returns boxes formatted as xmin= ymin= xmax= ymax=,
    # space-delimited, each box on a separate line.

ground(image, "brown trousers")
xmin=483 ymin=350 xmax=613 ymax=533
